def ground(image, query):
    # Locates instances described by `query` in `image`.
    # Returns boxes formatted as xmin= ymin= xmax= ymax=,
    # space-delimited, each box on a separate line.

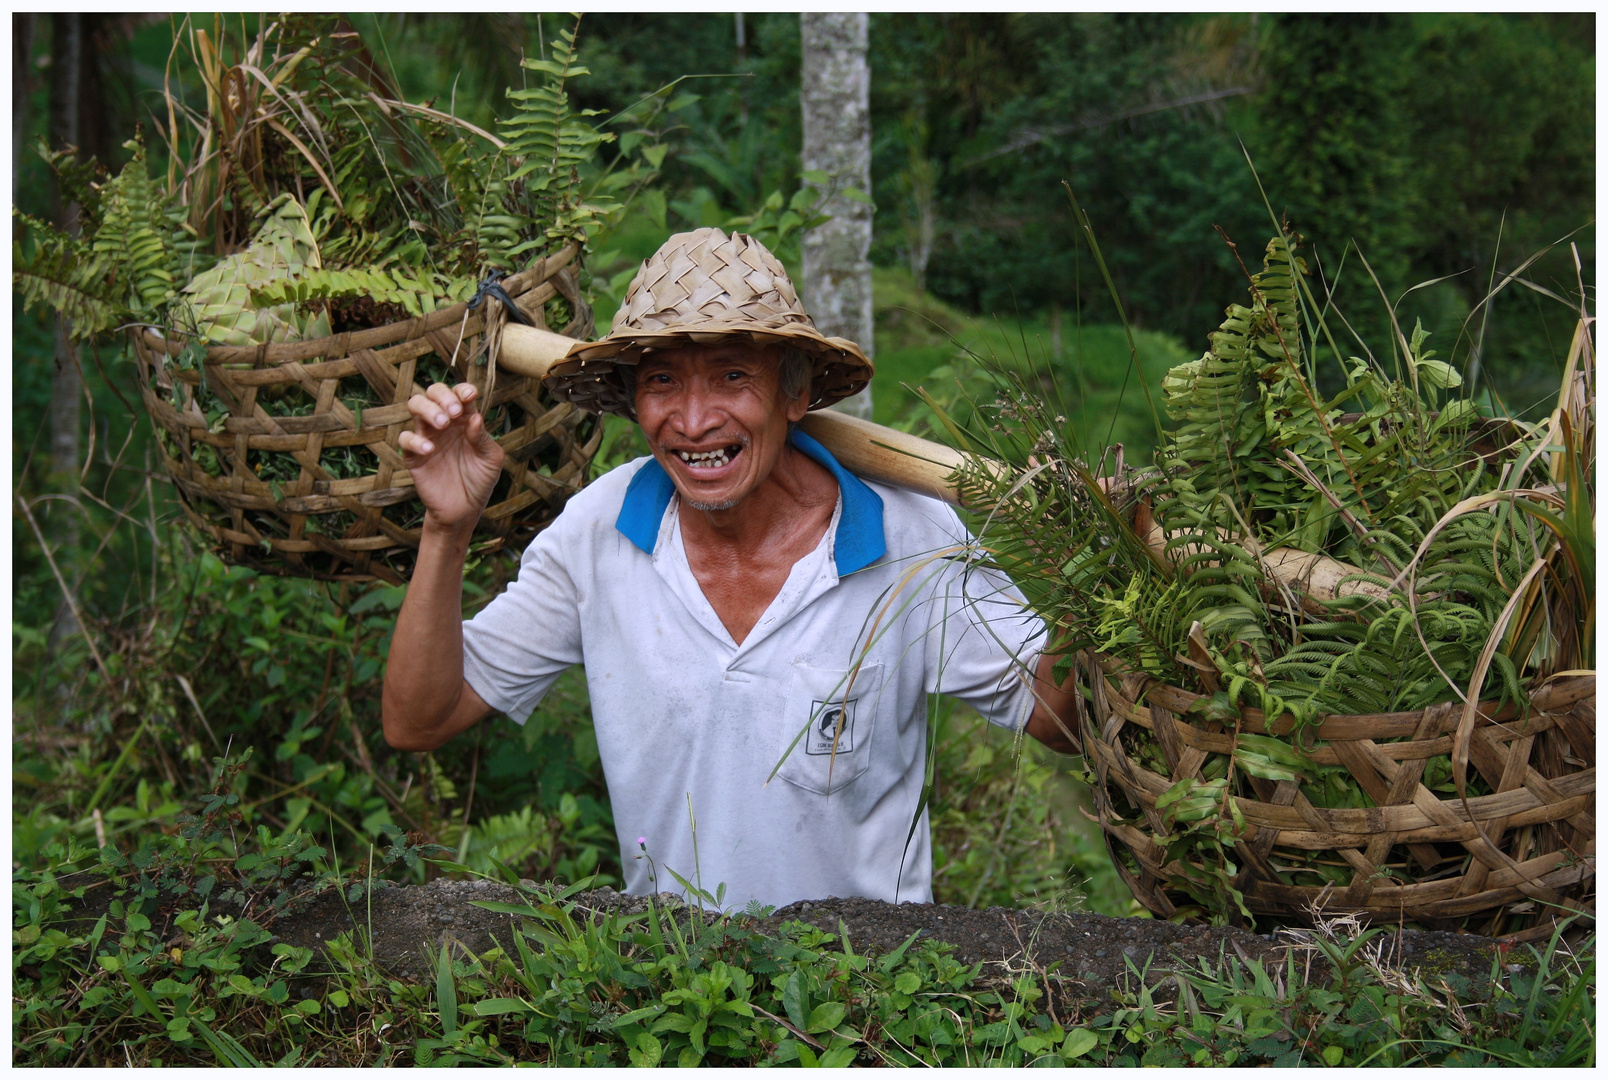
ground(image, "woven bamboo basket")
xmin=132 ymin=245 xmax=602 ymax=584
xmin=1078 ymin=651 xmax=1595 ymax=939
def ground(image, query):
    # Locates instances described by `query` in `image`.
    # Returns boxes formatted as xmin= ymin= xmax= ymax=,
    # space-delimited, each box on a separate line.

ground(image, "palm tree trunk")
xmin=800 ymin=13 xmax=874 ymax=420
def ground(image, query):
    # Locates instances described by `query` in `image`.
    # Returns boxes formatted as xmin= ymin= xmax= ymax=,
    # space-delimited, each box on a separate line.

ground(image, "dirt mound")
xmin=269 ymin=878 xmax=1526 ymax=998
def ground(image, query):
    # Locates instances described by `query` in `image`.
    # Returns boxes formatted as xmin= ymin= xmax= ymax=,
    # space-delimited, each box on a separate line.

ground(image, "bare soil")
xmin=267 ymin=878 xmax=1529 ymax=1001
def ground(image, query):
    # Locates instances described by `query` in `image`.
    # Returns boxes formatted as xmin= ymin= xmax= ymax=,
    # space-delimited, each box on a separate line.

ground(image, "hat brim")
xmin=544 ymin=321 xmax=873 ymax=419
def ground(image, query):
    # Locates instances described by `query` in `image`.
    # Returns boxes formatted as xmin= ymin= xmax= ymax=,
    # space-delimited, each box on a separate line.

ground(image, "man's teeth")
xmin=675 ymin=447 xmax=736 ymax=469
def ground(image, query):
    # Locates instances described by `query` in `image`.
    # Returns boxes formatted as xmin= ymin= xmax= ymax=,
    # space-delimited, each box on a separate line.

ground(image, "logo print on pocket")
xmin=805 ymin=699 xmax=856 ymax=755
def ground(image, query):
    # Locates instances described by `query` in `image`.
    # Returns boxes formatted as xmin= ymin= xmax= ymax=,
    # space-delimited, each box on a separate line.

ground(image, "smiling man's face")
xmin=633 ymin=345 xmax=810 ymax=513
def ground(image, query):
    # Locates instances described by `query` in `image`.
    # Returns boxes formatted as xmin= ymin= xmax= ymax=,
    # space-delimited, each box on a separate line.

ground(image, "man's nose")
xmin=671 ymin=380 xmax=725 ymax=437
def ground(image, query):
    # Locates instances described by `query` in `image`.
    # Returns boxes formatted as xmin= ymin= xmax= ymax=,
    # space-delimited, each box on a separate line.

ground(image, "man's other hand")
xmin=1024 ymin=652 xmax=1083 ymax=755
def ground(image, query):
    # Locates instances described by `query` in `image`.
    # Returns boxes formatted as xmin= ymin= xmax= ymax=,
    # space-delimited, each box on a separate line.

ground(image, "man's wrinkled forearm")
xmin=381 ymin=517 xmax=484 ymax=750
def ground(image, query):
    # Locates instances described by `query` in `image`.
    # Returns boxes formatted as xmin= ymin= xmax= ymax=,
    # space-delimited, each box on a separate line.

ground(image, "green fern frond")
xmin=12 ymin=210 xmax=124 ymax=337
xmin=91 ymin=139 xmax=178 ymax=317
xmin=478 ymin=15 xmax=617 ymax=268
xmin=35 ymin=137 xmax=105 ymax=225
xmin=249 ymin=265 xmax=475 ymax=319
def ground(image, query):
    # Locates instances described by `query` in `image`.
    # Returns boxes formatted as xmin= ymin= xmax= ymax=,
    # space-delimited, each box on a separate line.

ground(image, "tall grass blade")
xmin=1060 ymin=181 xmax=1163 ymax=443
xmin=436 ymin=943 xmax=458 ymax=1039
xmin=191 ymin=1016 xmax=268 ymax=1067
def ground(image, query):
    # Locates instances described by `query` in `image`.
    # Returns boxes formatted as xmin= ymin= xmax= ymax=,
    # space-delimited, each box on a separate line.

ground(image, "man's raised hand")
xmin=399 ymin=382 xmax=505 ymax=531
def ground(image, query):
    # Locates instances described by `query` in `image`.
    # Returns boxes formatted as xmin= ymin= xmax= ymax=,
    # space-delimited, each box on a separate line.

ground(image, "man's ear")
xmin=783 ymin=387 xmax=811 ymax=424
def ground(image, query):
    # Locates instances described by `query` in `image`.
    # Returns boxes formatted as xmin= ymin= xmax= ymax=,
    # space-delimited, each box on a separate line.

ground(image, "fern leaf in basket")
xmin=90 ymin=140 xmax=180 ymax=316
xmin=14 ymin=135 xmax=188 ymax=338
xmin=1156 ymin=235 xmax=1349 ymax=549
xmin=248 ymin=265 xmax=476 ymax=320
xmin=482 ymin=16 xmax=618 ymax=266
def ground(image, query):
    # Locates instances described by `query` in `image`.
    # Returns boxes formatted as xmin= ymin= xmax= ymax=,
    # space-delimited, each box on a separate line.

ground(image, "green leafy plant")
xmin=941 ymin=209 xmax=1593 ymax=927
xmin=12 ymin=537 xmax=621 ymax=911
xmin=721 ymin=172 xmax=837 ymax=264
xmin=13 ymin=137 xmax=193 ymax=338
xmin=12 ymin=12 xmax=666 ymax=396
xmin=927 ymin=700 xmax=1133 ymax=914
xmin=17 ymin=820 xmax=1594 ymax=1066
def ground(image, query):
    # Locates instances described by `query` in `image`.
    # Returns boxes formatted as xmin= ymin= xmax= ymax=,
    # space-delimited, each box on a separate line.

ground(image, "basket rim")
xmin=135 ymin=243 xmax=581 ymax=365
xmin=1092 ymin=653 xmax=1594 ymax=736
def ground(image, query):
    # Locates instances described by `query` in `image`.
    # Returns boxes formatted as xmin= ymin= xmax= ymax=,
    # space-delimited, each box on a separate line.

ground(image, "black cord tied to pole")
xmin=468 ymin=270 xmax=535 ymax=327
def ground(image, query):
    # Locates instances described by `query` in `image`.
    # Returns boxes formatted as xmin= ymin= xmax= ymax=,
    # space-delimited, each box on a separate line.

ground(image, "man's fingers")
xmin=398 ymin=429 xmax=434 ymax=456
xmin=404 ymin=383 xmax=495 ymax=466
xmin=465 ymin=411 xmax=498 ymax=453
xmin=410 ymin=384 xmax=469 ymax=429
xmin=407 ymin=392 xmax=449 ymax=429
xmin=425 ymin=382 xmax=466 ymax=422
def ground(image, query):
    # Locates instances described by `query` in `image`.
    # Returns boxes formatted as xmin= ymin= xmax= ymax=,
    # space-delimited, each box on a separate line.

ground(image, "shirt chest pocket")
xmin=775 ymin=663 xmax=884 ymax=796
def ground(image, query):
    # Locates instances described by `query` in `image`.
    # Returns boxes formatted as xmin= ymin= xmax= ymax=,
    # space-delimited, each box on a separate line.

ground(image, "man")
xmin=384 ymin=228 xmax=1079 ymax=909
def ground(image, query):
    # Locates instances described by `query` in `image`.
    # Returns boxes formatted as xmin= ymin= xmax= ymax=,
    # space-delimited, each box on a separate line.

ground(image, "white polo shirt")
xmin=461 ymin=429 xmax=1046 ymax=909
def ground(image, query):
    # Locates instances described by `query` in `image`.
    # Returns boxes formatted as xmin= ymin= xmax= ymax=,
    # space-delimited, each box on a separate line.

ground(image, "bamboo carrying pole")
xmin=498 ymin=324 xmax=1392 ymax=608
xmin=495 ymin=325 xmax=582 ymax=379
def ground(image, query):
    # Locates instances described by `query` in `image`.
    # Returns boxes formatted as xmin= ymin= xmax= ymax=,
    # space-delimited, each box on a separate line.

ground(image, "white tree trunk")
xmin=800 ymin=12 xmax=873 ymax=420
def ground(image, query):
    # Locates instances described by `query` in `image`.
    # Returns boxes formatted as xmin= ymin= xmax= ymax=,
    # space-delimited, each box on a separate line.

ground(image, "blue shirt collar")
xmin=615 ymin=427 xmax=886 ymax=576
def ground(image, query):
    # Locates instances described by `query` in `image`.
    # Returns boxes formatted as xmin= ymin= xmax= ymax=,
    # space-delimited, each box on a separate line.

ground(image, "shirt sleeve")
xmin=919 ymin=510 xmax=1048 ymax=732
xmin=460 ymin=510 xmax=587 ymax=724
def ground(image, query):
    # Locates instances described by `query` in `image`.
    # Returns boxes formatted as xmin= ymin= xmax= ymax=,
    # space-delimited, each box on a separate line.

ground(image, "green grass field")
xmin=868 ymin=265 xmax=1192 ymax=466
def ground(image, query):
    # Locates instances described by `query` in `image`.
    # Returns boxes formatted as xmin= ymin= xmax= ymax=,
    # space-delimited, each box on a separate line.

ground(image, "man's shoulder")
xmin=519 ymin=456 xmax=654 ymax=562
xmin=860 ymin=480 xmax=973 ymax=555
xmin=552 ymin=455 xmax=654 ymax=525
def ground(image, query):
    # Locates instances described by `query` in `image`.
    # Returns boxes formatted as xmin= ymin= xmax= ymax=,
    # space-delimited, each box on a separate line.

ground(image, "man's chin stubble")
xmin=684 ymin=494 xmax=742 ymax=512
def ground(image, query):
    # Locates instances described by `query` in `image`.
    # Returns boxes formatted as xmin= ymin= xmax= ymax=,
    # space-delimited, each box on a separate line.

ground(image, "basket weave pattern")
xmin=610 ymin=226 xmax=816 ymax=334
xmin=1081 ymin=654 xmax=1594 ymax=936
xmin=134 ymin=246 xmax=602 ymax=584
xmin=546 ymin=228 xmax=872 ymax=417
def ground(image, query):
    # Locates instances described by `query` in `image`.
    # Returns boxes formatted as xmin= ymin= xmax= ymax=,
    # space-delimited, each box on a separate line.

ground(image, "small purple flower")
xmin=637 ymin=837 xmax=647 ymax=848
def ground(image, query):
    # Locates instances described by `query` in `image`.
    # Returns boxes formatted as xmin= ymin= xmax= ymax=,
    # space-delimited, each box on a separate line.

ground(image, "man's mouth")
xmin=673 ymin=444 xmax=743 ymax=470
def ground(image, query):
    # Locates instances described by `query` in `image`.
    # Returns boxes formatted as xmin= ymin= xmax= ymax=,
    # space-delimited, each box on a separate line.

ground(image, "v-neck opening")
xmin=654 ymin=493 xmax=845 ymax=657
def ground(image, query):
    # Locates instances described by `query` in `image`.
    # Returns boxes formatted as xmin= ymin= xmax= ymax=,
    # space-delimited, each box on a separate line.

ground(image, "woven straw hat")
xmin=544 ymin=227 xmax=873 ymax=418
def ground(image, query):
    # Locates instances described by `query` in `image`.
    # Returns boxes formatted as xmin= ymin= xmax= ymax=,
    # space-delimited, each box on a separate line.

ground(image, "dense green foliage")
xmin=13 ymin=792 xmax=1594 ymax=1065
xmin=880 ymin=13 xmax=1591 ymax=414
xmin=1149 ymin=235 xmax=1559 ymax=719
xmin=13 ymin=548 xmax=612 ymax=884
xmin=13 ymin=14 xmax=1595 ymax=1064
